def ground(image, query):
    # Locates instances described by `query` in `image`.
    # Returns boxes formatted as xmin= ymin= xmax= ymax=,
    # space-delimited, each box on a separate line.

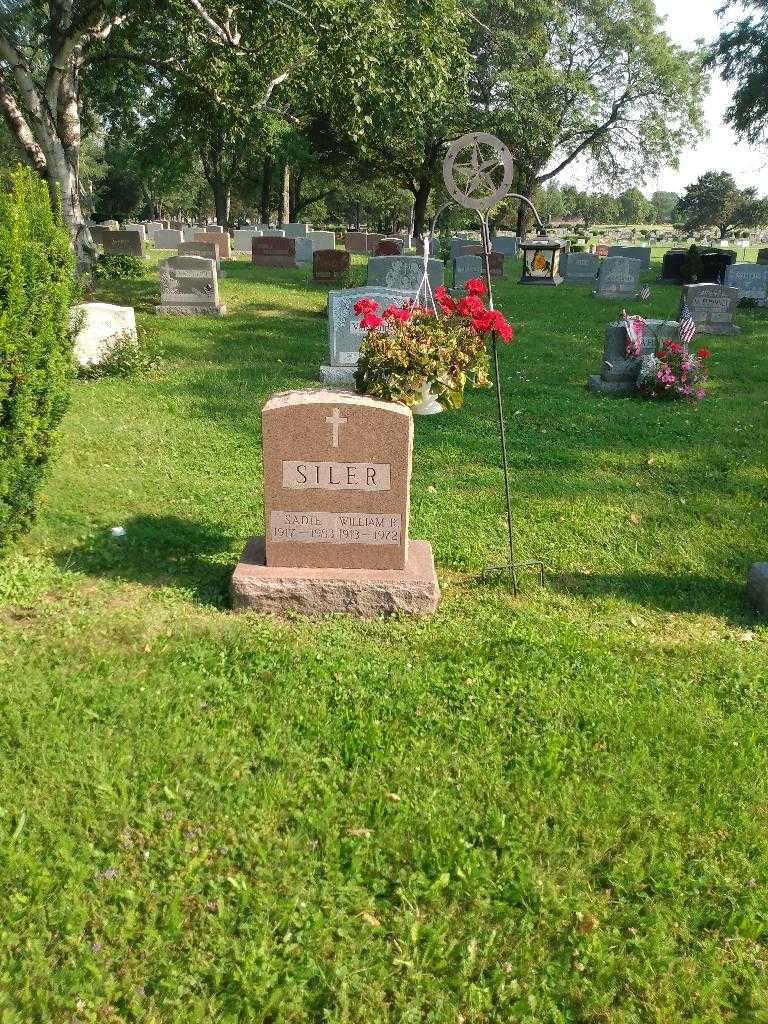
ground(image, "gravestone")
xmin=102 ymin=219 xmax=119 ymax=231
xmin=450 ymin=238 xmax=477 ymax=261
xmin=309 ymin=231 xmax=336 ymax=252
xmin=596 ymin=256 xmax=642 ymax=298
xmin=70 ymin=303 xmax=137 ymax=366
xmin=89 ymin=225 xmax=111 ymax=247
xmin=234 ymin=228 xmax=261 ymax=251
xmin=699 ymin=248 xmax=736 ymax=284
xmin=313 ymin=249 xmax=350 ymax=283
xmin=588 ymin=319 xmax=679 ymax=395
xmin=464 ymin=247 xmax=504 ymax=279
xmin=251 ymin=236 xmax=297 ymax=268
xmin=154 ymin=228 xmax=184 ymax=249
xmin=375 ymin=238 xmax=403 ymax=256
xmin=452 ymin=254 xmax=483 ymax=293
xmin=230 ymin=389 xmax=439 ymax=616
xmin=262 ymin=228 xmax=286 ymax=238
xmin=758 ymin=248 xmax=768 ymax=266
xmin=194 ymin=230 xmax=231 ymax=259
xmin=156 ymin=255 xmax=225 ymax=315
xmin=563 ymin=252 xmax=600 ymax=283
xmin=366 ymin=234 xmax=384 ymax=254
xmin=661 ymin=249 xmax=687 ymax=283
xmin=179 ymin=240 xmax=223 ymax=277
xmin=320 ymin=286 xmax=412 ymax=386
xmin=145 ymin=221 xmax=163 ymax=239
xmin=607 ymin=245 xmax=651 ymax=270
xmin=295 ymin=237 xmax=314 ymax=265
xmin=747 ymin=563 xmax=768 ymax=615
xmin=683 ymin=284 xmax=741 ymax=335
xmin=283 ymin=223 xmax=310 ymax=237
xmin=492 ymin=235 xmax=518 ymax=258
xmin=724 ymin=263 xmax=768 ymax=305
xmin=124 ymin=223 xmax=146 ymax=241
xmin=413 ymin=237 xmax=439 ymax=257
xmin=367 ymin=255 xmax=443 ymax=294
xmin=103 ymin=230 xmax=144 ymax=258
xmin=345 ymin=231 xmax=368 ymax=254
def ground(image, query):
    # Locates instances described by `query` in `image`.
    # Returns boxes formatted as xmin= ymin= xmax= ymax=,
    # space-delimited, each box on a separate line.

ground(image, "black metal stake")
xmin=478 ymin=213 xmax=544 ymax=594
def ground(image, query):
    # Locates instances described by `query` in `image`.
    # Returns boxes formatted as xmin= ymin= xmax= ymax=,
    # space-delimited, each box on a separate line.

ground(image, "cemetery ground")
xmin=1 ymin=249 xmax=768 ymax=1024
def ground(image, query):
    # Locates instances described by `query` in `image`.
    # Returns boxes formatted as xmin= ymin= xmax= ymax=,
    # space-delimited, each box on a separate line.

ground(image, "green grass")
xmin=1 ymin=250 xmax=767 ymax=1024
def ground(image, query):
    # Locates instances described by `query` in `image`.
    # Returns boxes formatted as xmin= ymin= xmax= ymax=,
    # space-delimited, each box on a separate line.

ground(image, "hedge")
xmin=0 ymin=166 xmax=75 ymax=549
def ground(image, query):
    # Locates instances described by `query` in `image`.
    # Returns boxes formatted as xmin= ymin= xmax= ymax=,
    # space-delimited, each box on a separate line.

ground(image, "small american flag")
xmin=639 ymin=285 xmax=650 ymax=301
xmin=679 ymin=298 xmax=696 ymax=345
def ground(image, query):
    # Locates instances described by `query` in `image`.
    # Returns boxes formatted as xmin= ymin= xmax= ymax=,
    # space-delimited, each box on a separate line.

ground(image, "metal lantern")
xmin=519 ymin=237 xmax=566 ymax=286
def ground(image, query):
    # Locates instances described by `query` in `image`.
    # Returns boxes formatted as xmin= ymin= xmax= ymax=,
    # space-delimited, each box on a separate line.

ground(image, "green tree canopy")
xmin=677 ymin=171 xmax=768 ymax=239
xmin=710 ymin=0 xmax=768 ymax=146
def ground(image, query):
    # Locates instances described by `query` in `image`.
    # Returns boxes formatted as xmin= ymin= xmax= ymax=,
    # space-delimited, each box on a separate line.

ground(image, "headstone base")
xmin=231 ymin=536 xmax=440 ymax=617
xmin=319 ymin=364 xmax=356 ymax=387
xmin=155 ymin=304 xmax=227 ymax=316
xmin=587 ymin=374 xmax=636 ymax=396
xmin=520 ymin=275 xmax=563 ymax=286
xmin=747 ymin=562 xmax=768 ymax=615
xmin=695 ymin=324 xmax=741 ymax=336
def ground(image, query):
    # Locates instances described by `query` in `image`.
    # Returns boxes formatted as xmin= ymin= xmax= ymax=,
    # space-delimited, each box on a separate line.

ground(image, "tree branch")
xmin=0 ymin=68 xmax=47 ymax=174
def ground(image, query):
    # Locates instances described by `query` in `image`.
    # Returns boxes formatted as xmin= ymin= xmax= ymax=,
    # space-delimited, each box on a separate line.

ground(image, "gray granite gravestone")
xmin=492 ymin=235 xmax=518 ymax=258
xmin=683 ymin=284 xmax=741 ymax=335
xmin=154 ymin=228 xmax=184 ymax=249
xmin=588 ymin=319 xmax=679 ymax=395
xmin=724 ymin=263 xmax=768 ymax=305
xmin=320 ymin=287 xmax=412 ymax=387
xmin=452 ymin=254 xmax=483 ymax=293
xmin=233 ymin=228 xmax=261 ymax=251
xmin=179 ymin=240 xmax=223 ymax=277
xmin=607 ymin=245 xmax=651 ymax=270
xmin=367 ymin=255 xmax=443 ymax=294
xmin=449 ymin=238 xmax=478 ymax=262
xmin=295 ymin=237 xmax=314 ymax=265
xmin=596 ymin=256 xmax=642 ymax=298
xmin=758 ymin=248 xmax=768 ymax=266
xmin=344 ymin=231 xmax=368 ymax=254
xmin=155 ymin=255 xmax=225 ymax=315
xmin=563 ymin=252 xmax=600 ymax=283
xmin=310 ymin=231 xmax=336 ymax=251
xmin=283 ymin=223 xmax=310 ymax=237
xmin=103 ymin=230 xmax=144 ymax=258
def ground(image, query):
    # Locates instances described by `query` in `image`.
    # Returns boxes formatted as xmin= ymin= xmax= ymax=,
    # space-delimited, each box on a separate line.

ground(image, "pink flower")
xmin=695 ymin=388 xmax=706 ymax=400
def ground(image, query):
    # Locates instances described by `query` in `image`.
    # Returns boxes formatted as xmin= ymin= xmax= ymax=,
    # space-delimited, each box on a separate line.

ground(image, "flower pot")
xmin=411 ymin=380 xmax=443 ymax=415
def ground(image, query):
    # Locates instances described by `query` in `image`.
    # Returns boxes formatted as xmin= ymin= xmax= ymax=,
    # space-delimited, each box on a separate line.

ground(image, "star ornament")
xmin=443 ymin=133 xmax=514 ymax=211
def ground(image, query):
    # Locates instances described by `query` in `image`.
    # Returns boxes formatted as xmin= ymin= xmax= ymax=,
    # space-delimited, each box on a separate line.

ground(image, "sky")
xmin=562 ymin=0 xmax=768 ymax=198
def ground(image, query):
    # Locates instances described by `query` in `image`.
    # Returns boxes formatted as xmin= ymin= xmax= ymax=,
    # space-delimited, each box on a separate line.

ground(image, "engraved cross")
xmin=325 ymin=407 xmax=347 ymax=448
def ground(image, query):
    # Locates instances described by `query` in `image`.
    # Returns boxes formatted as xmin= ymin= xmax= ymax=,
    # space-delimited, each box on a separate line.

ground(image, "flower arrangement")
xmin=354 ymin=278 xmax=513 ymax=410
xmin=637 ymin=339 xmax=710 ymax=402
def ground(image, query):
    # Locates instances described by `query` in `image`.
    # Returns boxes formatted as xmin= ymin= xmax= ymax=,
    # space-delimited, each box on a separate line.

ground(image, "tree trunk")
xmin=212 ymin=177 xmax=230 ymax=228
xmin=260 ymin=157 xmax=272 ymax=224
xmin=281 ymin=164 xmax=290 ymax=225
xmin=49 ymin=149 xmax=95 ymax=272
xmin=412 ymin=178 xmax=432 ymax=237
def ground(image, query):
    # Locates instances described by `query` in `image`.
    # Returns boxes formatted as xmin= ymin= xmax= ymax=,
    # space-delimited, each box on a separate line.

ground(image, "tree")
xmin=650 ymin=190 xmax=680 ymax=224
xmin=710 ymin=1 xmax=768 ymax=146
xmin=618 ymin=187 xmax=651 ymax=225
xmin=478 ymin=0 xmax=706 ymax=234
xmin=677 ymin=171 xmax=768 ymax=239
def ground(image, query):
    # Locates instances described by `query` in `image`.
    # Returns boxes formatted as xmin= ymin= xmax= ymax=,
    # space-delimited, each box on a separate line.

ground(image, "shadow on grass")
xmin=551 ymin=569 xmax=758 ymax=625
xmin=55 ymin=515 xmax=234 ymax=608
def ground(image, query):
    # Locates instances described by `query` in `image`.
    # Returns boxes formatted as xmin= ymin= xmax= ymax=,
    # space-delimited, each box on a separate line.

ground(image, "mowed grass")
xmin=1 ymin=246 xmax=767 ymax=1024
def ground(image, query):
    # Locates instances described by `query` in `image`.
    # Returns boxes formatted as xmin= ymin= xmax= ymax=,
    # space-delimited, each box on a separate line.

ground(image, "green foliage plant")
xmin=0 ymin=166 xmax=75 ymax=548
xmin=77 ymin=327 xmax=162 ymax=380
xmin=354 ymin=279 xmax=512 ymax=410
xmin=92 ymin=253 xmax=145 ymax=281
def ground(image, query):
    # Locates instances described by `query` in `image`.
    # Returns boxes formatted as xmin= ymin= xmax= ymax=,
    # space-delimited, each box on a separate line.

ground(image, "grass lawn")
xmin=1 ymin=248 xmax=767 ymax=1024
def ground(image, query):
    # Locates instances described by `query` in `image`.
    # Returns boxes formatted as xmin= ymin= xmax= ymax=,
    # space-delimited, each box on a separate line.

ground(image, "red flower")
xmin=464 ymin=277 xmax=487 ymax=297
xmin=492 ymin=310 xmax=514 ymax=343
xmin=668 ymin=341 xmax=684 ymax=354
xmin=470 ymin=308 xmax=514 ymax=342
xmin=696 ymin=346 xmax=711 ymax=359
xmin=354 ymin=298 xmax=379 ymax=316
xmin=360 ymin=311 xmax=384 ymax=329
xmin=457 ymin=294 xmax=485 ymax=317
xmin=382 ymin=304 xmax=412 ymax=323
xmin=435 ymin=285 xmax=456 ymax=313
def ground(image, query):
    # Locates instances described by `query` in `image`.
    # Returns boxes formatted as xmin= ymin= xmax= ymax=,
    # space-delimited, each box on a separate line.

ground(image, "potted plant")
xmin=353 ymin=279 xmax=513 ymax=413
